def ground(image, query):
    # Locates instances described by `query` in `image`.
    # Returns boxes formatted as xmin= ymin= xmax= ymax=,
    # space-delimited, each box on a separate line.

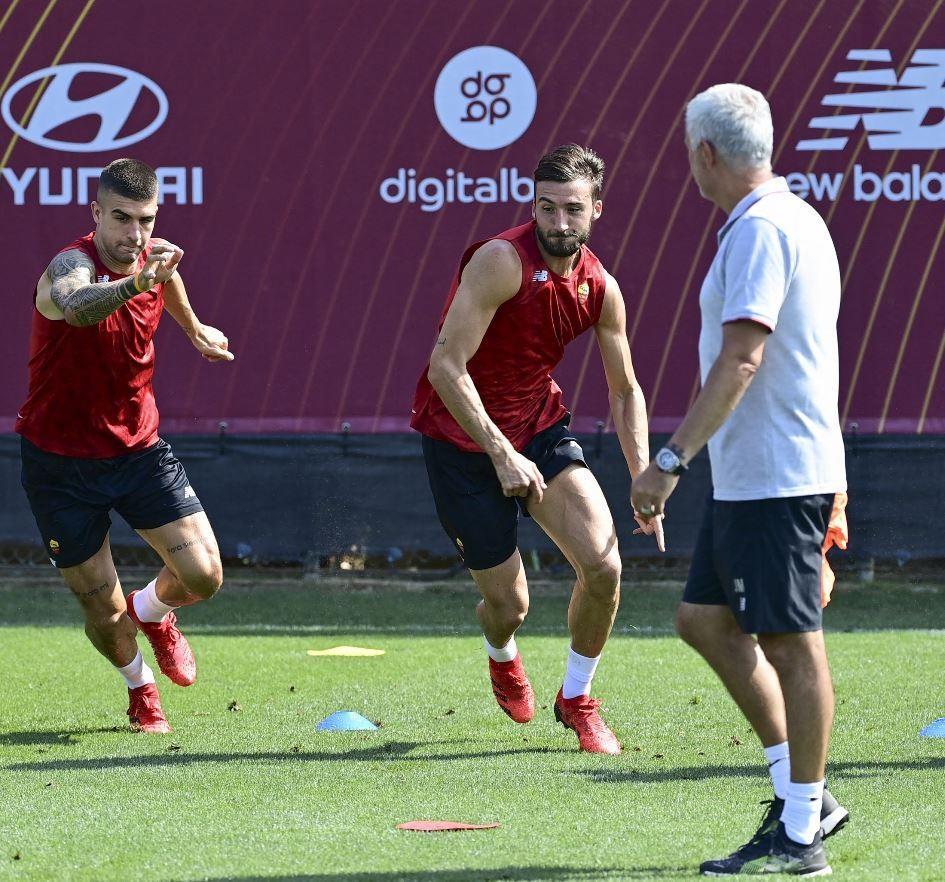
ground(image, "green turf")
xmin=1 ymin=573 xmax=944 ymax=881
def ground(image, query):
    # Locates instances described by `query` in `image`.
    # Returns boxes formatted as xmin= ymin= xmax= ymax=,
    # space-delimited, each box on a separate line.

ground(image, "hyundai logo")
xmin=1 ymin=62 xmax=168 ymax=153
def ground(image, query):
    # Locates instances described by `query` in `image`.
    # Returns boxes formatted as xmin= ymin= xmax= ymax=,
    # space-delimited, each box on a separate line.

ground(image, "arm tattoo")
xmin=48 ymin=250 xmax=140 ymax=327
xmin=436 ymin=336 xmax=447 ymax=346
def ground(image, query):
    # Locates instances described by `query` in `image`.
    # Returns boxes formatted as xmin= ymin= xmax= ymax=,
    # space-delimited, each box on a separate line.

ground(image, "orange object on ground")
xmin=821 ymin=492 xmax=849 ymax=607
xmin=396 ymin=821 xmax=501 ymax=832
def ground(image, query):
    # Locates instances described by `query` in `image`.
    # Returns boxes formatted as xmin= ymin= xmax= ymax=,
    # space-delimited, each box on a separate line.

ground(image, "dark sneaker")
xmin=747 ymin=790 xmax=848 ymax=844
xmin=488 ymin=654 xmax=534 ymax=723
xmin=701 ymin=810 xmax=834 ymax=877
xmin=819 ymin=789 xmax=849 ymax=839
xmin=761 ymin=822 xmax=832 ymax=876
xmin=700 ymin=802 xmax=779 ymax=876
xmin=553 ymin=688 xmax=621 ymax=754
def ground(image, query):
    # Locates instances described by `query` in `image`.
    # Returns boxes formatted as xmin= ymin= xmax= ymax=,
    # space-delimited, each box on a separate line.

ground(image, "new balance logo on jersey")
xmin=532 ymin=269 xmax=548 ymax=282
xmin=797 ymin=49 xmax=945 ymax=151
xmin=183 ymin=486 xmax=196 ymax=499
xmin=97 ymin=274 xmax=110 ymax=283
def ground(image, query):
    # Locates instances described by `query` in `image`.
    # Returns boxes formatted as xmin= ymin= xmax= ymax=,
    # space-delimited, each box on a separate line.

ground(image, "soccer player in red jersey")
xmin=411 ymin=145 xmax=663 ymax=754
xmin=17 ymin=159 xmax=233 ymax=734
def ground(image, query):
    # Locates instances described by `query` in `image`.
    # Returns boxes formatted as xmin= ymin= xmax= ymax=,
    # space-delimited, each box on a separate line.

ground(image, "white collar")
xmin=718 ymin=176 xmax=788 ymax=243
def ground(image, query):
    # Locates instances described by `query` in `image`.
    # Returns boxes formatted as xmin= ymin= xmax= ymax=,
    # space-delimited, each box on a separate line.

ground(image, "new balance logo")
xmin=183 ymin=486 xmax=196 ymax=499
xmin=97 ymin=274 xmax=110 ymax=283
xmin=798 ymin=49 xmax=945 ymax=151
xmin=532 ymin=269 xmax=548 ymax=282
xmin=733 ymin=578 xmax=746 ymax=612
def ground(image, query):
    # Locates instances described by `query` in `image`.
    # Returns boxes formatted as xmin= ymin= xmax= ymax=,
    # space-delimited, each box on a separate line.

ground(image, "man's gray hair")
xmin=685 ymin=83 xmax=773 ymax=170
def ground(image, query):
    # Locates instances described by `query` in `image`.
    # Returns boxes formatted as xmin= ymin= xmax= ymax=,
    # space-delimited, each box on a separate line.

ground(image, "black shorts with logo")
xmin=682 ymin=492 xmax=835 ymax=634
xmin=20 ymin=436 xmax=204 ymax=569
xmin=421 ymin=415 xmax=586 ymax=571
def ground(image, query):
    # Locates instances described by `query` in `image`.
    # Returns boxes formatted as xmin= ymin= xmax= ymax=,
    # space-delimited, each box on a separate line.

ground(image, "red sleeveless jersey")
xmin=411 ymin=220 xmax=608 ymax=453
xmin=16 ymin=232 xmax=166 ymax=458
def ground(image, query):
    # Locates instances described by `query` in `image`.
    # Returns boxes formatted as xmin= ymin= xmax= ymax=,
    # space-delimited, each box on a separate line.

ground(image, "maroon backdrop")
xmin=2 ymin=0 xmax=944 ymax=436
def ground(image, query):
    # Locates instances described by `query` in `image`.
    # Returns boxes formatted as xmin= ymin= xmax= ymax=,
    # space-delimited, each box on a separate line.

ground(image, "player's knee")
xmin=492 ymin=594 xmax=528 ymax=628
xmin=83 ymin=607 xmax=125 ymax=641
xmin=579 ymin=551 xmax=621 ymax=601
xmin=757 ymin=632 xmax=812 ymax=671
xmin=675 ymin=604 xmax=703 ymax=646
xmin=181 ymin=560 xmax=223 ymax=600
xmin=676 ymin=603 xmax=740 ymax=650
xmin=507 ymin=600 xmax=528 ymax=629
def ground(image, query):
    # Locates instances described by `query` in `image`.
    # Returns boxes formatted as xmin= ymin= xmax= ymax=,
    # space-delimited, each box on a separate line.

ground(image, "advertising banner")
xmin=2 ymin=0 xmax=943 ymax=435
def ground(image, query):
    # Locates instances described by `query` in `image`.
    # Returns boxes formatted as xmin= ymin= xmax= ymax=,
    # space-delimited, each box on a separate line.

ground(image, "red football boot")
xmin=489 ymin=654 xmax=535 ymax=723
xmin=126 ymin=590 xmax=197 ymax=687
xmin=553 ymin=688 xmax=621 ymax=754
xmin=127 ymin=683 xmax=172 ymax=734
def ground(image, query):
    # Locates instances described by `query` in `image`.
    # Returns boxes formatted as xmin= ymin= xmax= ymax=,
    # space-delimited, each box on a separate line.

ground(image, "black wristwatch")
xmin=654 ymin=446 xmax=688 ymax=475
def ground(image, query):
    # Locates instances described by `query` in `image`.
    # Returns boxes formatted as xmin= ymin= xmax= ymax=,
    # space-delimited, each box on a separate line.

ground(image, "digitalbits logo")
xmin=434 ymin=46 xmax=537 ymax=150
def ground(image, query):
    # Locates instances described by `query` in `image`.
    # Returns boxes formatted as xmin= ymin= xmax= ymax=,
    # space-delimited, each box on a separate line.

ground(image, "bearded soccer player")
xmin=17 ymin=158 xmax=233 ymax=734
xmin=411 ymin=144 xmax=663 ymax=754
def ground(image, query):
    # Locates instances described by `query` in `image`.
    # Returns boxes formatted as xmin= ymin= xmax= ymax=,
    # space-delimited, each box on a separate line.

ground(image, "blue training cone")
xmin=317 ymin=710 xmax=378 ymax=731
xmin=920 ymin=718 xmax=945 ymax=738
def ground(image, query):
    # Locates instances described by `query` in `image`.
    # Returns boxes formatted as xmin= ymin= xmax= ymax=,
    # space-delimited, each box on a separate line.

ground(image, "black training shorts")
xmin=20 ymin=436 xmax=204 ymax=569
xmin=683 ymin=491 xmax=835 ymax=634
xmin=421 ymin=415 xmax=586 ymax=571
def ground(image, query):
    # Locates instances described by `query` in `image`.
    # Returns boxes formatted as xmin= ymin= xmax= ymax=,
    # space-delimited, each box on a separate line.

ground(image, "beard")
xmin=535 ymin=221 xmax=592 ymax=258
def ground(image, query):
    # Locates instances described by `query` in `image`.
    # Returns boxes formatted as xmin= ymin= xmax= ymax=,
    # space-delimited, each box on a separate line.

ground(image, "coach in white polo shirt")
xmin=632 ymin=83 xmax=848 ymax=876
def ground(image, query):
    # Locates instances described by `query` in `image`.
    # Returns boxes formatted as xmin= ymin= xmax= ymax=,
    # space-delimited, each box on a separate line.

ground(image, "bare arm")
xmin=43 ymin=250 xmax=140 ymax=326
xmin=163 ymin=271 xmax=234 ymax=362
xmin=666 ymin=319 xmax=768 ymax=462
xmin=40 ymin=242 xmax=183 ymax=327
xmin=630 ymin=319 xmax=769 ymax=520
xmin=426 ymin=240 xmax=545 ymax=500
xmin=162 ymin=270 xmax=199 ymax=335
xmin=596 ymin=273 xmax=664 ymax=550
xmin=595 ymin=274 xmax=649 ymax=479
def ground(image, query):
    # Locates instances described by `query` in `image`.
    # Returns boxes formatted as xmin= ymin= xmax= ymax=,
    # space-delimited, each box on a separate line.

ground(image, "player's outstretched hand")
xmin=138 ymin=241 xmax=184 ymax=288
xmin=190 ymin=324 xmax=235 ymax=362
xmin=633 ymin=512 xmax=666 ymax=553
xmin=493 ymin=449 xmax=546 ymax=503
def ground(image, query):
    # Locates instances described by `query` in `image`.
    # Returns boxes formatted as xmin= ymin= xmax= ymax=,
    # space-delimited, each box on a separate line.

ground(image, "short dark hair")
xmin=534 ymin=144 xmax=605 ymax=201
xmin=97 ymin=158 xmax=157 ymax=202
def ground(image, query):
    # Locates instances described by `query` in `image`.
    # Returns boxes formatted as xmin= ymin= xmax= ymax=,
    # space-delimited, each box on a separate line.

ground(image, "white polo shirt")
xmin=698 ymin=176 xmax=847 ymax=501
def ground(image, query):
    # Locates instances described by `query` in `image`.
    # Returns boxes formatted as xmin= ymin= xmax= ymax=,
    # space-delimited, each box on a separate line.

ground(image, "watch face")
xmin=656 ymin=449 xmax=679 ymax=472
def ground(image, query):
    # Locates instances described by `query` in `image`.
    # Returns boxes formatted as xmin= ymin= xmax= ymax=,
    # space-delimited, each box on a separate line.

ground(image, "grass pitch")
xmin=1 ymin=571 xmax=944 ymax=881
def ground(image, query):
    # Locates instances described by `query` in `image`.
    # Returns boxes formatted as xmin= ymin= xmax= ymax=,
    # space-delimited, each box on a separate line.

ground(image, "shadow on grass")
xmin=0 ymin=726 xmax=123 ymax=746
xmin=578 ymin=756 xmax=945 ymax=785
xmin=197 ymin=868 xmax=691 ymax=882
xmin=4 ymin=736 xmax=570 ymax=772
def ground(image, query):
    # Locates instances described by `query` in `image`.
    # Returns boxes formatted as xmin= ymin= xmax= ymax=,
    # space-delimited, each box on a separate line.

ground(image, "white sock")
xmin=764 ymin=741 xmax=791 ymax=800
xmin=781 ymin=779 xmax=824 ymax=845
xmin=116 ymin=650 xmax=155 ymax=689
xmin=484 ymin=635 xmax=518 ymax=663
xmin=561 ymin=647 xmax=600 ymax=699
xmin=133 ymin=579 xmax=175 ymax=623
